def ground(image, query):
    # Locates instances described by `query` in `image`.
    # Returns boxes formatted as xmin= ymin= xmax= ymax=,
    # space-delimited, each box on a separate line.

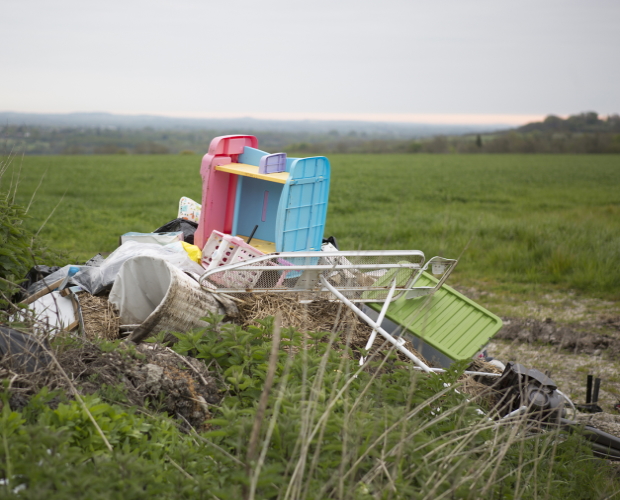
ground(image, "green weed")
xmin=0 ymin=317 xmax=619 ymax=498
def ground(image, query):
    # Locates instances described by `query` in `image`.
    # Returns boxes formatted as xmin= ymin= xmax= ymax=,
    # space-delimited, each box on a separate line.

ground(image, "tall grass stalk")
xmin=1 ymin=316 xmax=618 ymax=498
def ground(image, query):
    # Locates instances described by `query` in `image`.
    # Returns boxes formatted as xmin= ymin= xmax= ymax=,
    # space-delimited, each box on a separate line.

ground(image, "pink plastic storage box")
xmin=201 ymin=230 xmax=264 ymax=287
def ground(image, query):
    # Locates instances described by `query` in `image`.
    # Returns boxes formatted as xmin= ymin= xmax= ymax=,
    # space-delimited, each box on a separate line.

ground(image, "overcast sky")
xmin=1 ymin=0 xmax=618 ymax=125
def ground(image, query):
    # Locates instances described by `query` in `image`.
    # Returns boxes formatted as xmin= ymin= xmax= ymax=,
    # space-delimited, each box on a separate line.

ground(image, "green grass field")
xmin=8 ymin=154 xmax=620 ymax=300
xmin=4 ymin=153 xmax=620 ymax=499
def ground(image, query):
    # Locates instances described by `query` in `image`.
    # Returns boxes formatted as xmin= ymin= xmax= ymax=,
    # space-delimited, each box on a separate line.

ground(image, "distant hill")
xmin=0 ymin=111 xmax=507 ymax=138
xmin=517 ymin=112 xmax=620 ymax=134
xmin=2 ymin=111 xmax=618 ymax=155
xmin=457 ymin=112 xmax=620 ymax=154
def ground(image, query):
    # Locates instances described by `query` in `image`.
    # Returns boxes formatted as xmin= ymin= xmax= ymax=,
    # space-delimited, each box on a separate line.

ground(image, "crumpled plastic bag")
xmin=25 ymin=265 xmax=83 ymax=298
xmin=120 ymin=231 xmax=183 ymax=246
xmin=154 ymin=218 xmax=198 ymax=245
xmin=72 ymin=240 xmax=205 ymax=295
xmin=181 ymin=241 xmax=202 ymax=263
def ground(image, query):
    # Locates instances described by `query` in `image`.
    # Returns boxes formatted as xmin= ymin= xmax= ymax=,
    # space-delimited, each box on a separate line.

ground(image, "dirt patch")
xmin=495 ymin=317 xmax=620 ymax=358
xmin=1 ymin=338 xmax=222 ymax=429
xmin=576 ymin=412 xmax=620 ymax=438
xmin=487 ymin=337 xmax=620 ymax=413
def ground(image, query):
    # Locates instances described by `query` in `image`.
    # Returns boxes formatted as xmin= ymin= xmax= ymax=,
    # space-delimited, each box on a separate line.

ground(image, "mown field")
xmin=10 ymin=154 xmax=620 ymax=301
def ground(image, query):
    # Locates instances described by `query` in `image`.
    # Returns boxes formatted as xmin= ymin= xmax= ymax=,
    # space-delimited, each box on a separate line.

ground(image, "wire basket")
xmin=199 ymin=250 xmax=429 ymax=302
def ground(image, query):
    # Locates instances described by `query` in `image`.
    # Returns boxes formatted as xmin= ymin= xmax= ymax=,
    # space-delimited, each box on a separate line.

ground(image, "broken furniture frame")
xmin=198 ymin=249 xmax=489 ymax=374
xmin=199 ymin=250 xmax=453 ymax=300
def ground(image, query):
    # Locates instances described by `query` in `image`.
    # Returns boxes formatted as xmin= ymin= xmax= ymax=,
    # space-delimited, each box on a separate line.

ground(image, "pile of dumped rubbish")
xmin=4 ymin=134 xmax=620 ymax=459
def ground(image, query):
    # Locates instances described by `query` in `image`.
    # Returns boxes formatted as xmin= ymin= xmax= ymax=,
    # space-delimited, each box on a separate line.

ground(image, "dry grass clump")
xmin=468 ymin=358 xmax=504 ymax=375
xmin=79 ymin=293 xmax=120 ymax=340
xmin=237 ymin=293 xmax=365 ymax=334
xmin=237 ymin=293 xmax=429 ymax=365
xmin=458 ymin=359 xmax=505 ymax=408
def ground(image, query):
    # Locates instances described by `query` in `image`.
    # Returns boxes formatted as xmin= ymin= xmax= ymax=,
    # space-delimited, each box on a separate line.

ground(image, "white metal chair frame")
xmin=198 ymin=250 xmax=500 ymax=377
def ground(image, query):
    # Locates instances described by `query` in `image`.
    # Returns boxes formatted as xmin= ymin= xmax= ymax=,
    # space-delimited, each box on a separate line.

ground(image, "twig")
xmin=25 ymin=168 xmax=47 ymax=214
xmin=177 ymin=413 xmax=244 ymax=466
xmin=40 ymin=341 xmax=113 ymax=452
xmin=35 ymin=187 xmax=67 ymax=238
xmin=7 ymin=374 xmax=19 ymax=391
xmin=165 ymin=454 xmax=196 ymax=481
xmin=220 ymin=293 xmax=247 ymax=304
xmin=165 ymin=347 xmax=210 ymax=386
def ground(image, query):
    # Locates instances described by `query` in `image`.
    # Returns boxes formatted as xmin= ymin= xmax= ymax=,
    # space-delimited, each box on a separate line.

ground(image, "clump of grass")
xmin=0 ymin=154 xmax=39 ymax=304
xmin=0 ymin=154 xmax=69 ymax=306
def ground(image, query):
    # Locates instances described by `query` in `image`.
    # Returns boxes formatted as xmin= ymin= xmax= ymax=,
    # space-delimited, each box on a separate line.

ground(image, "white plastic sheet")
xmin=72 ymin=240 xmax=205 ymax=295
xmin=17 ymin=292 xmax=76 ymax=336
xmin=120 ymin=232 xmax=183 ymax=246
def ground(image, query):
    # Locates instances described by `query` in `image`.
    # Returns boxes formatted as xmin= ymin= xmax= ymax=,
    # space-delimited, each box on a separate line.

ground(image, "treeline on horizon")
xmin=2 ymin=112 xmax=619 ymax=155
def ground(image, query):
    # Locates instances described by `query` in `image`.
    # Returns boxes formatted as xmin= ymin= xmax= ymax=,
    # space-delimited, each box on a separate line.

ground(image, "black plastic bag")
xmin=322 ymin=235 xmax=339 ymax=250
xmin=20 ymin=265 xmax=61 ymax=293
xmin=154 ymin=218 xmax=199 ymax=245
xmin=0 ymin=327 xmax=52 ymax=373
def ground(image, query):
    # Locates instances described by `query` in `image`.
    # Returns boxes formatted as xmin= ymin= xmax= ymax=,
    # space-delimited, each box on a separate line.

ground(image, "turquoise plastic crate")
xmin=236 ymin=147 xmax=330 ymax=252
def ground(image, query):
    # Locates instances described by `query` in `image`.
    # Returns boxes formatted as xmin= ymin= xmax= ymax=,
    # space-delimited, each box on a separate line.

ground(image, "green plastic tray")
xmin=367 ymin=272 xmax=502 ymax=363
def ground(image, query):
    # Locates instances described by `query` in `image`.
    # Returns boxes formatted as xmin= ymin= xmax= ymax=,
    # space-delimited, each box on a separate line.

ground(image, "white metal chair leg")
xmin=320 ymin=276 xmax=434 ymax=374
xmin=359 ymin=278 xmax=397 ymax=366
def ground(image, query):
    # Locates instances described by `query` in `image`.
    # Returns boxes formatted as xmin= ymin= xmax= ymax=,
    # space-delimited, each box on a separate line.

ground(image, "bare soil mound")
xmin=1 ymin=339 xmax=222 ymax=429
xmin=496 ymin=317 xmax=620 ymax=358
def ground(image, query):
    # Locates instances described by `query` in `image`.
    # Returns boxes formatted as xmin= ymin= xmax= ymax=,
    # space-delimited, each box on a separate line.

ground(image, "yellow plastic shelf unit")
xmin=214 ymin=163 xmax=289 ymax=184
xmin=236 ymin=235 xmax=276 ymax=254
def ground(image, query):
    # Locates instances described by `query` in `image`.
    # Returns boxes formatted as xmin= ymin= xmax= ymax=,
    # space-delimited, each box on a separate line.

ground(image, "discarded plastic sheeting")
xmin=17 ymin=291 xmax=77 ymax=335
xmin=24 ymin=265 xmax=83 ymax=302
xmin=181 ymin=241 xmax=202 ymax=263
xmin=109 ymin=256 xmax=238 ymax=344
xmin=72 ymin=240 xmax=205 ymax=295
xmin=0 ymin=327 xmax=52 ymax=372
xmin=19 ymin=265 xmax=61 ymax=297
xmin=154 ymin=218 xmax=198 ymax=245
xmin=120 ymin=231 xmax=183 ymax=246
xmin=84 ymin=253 xmax=105 ymax=267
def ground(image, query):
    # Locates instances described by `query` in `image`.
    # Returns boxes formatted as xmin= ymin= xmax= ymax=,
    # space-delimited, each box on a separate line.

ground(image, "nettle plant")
xmin=0 ymin=315 xmax=616 ymax=499
xmin=164 ymin=314 xmax=615 ymax=500
xmin=0 ymin=187 xmax=33 ymax=302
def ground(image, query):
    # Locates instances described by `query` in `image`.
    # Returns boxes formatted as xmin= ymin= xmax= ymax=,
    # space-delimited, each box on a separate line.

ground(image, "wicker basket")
xmin=109 ymin=256 xmax=237 ymax=343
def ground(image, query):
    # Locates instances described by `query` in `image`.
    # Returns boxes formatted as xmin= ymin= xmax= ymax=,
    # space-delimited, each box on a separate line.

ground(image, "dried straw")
xmin=79 ymin=293 xmax=120 ymax=341
xmin=237 ymin=293 xmax=428 ymax=365
xmin=468 ymin=358 xmax=504 ymax=375
xmin=458 ymin=359 xmax=504 ymax=409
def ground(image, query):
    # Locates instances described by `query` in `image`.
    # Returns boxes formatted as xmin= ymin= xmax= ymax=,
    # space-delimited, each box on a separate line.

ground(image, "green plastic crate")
xmin=366 ymin=272 xmax=502 ymax=366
